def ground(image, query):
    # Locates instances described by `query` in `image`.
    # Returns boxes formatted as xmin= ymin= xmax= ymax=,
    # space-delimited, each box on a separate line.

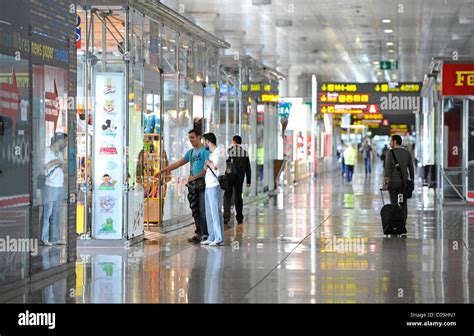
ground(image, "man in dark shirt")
xmin=381 ymin=135 xmax=415 ymax=224
xmin=224 ymin=135 xmax=251 ymax=225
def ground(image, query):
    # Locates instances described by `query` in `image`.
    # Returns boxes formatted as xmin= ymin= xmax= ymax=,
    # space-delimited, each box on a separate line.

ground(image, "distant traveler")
xmin=343 ymin=143 xmax=357 ymax=183
xmin=223 ymin=135 xmax=251 ymax=225
xmin=380 ymin=145 xmax=389 ymax=166
xmin=158 ymin=129 xmax=209 ymax=243
xmin=381 ymin=135 xmax=415 ymax=225
xmin=200 ymin=133 xmax=227 ymax=246
xmin=337 ymin=140 xmax=346 ymax=177
xmin=360 ymin=140 xmax=373 ymax=175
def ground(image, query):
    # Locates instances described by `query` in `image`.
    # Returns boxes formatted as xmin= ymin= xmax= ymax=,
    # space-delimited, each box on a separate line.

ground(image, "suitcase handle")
xmin=380 ymin=189 xmax=386 ymax=205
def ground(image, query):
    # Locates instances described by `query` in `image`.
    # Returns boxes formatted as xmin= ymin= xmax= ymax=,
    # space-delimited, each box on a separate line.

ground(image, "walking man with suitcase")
xmin=381 ymin=135 xmax=415 ymax=227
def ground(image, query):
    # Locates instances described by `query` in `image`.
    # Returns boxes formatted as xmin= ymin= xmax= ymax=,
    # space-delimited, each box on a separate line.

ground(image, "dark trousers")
xmin=346 ymin=165 xmax=354 ymax=182
xmin=389 ymin=181 xmax=408 ymax=223
xmin=224 ymin=176 xmax=244 ymax=223
xmin=190 ymin=189 xmax=208 ymax=237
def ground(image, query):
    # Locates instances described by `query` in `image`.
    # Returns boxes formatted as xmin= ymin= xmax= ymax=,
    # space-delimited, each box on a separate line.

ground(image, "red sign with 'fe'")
xmin=442 ymin=63 xmax=474 ymax=96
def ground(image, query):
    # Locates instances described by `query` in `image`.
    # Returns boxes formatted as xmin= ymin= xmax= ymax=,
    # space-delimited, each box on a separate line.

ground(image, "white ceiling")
xmin=161 ymin=0 xmax=474 ymax=89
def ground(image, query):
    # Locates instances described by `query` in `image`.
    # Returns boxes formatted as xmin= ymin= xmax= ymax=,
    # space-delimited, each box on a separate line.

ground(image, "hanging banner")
xmin=93 ymin=73 xmax=124 ymax=239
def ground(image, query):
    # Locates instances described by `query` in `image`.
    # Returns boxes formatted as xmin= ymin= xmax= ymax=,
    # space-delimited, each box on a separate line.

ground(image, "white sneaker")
xmin=209 ymin=241 xmax=224 ymax=246
xmin=52 ymin=240 xmax=67 ymax=245
xmin=41 ymin=240 xmax=52 ymax=247
xmin=200 ymin=240 xmax=212 ymax=245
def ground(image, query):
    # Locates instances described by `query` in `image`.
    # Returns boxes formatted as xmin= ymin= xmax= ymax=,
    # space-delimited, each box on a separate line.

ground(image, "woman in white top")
xmin=201 ymin=133 xmax=227 ymax=246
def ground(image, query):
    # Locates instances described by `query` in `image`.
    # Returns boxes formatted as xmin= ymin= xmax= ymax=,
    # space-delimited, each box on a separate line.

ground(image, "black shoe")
xmin=237 ymin=219 xmax=243 ymax=224
xmin=187 ymin=236 xmax=200 ymax=243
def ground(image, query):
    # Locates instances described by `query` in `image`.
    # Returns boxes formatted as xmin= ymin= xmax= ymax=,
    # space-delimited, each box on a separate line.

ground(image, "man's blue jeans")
xmin=41 ymin=185 xmax=64 ymax=243
xmin=364 ymin=157 xmax=372 ymax=174
xmin=205 ymin=186 xmax=224 ymax=243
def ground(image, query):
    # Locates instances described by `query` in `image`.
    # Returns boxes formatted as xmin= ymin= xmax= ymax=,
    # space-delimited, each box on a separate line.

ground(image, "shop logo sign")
xmin=103 ymin=99 xmax=116 ymax=115
xmin=99 ymin=142 xmax=118 ymax=155
xmin=103 ymin=78 xmax=116 ymax=95
xmin=101 ymin=119 xmax=118 ymax=137
xmin=442 ymin=63 xmax=474 ymax=96
xmin=98 ymin=218 xmax=116 ymax=234
xmin=99 ymin=196 xmax=116 ymax=213
xmin=455 ymin=71 xmax=474 ymax=87
xmin=99 ymin=174 xmax=117 ymax=190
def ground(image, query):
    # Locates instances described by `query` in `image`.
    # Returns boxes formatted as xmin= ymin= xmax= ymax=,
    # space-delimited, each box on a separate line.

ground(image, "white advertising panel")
xmin=93 ymin=73 xmax=124 ymax=239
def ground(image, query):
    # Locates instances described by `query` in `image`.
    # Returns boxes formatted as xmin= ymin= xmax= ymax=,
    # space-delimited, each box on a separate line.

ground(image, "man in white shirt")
xmin=41 ymin=132 xmax=67 ymax=246
xmin=200 ymin=133 xmax=226 ymax=246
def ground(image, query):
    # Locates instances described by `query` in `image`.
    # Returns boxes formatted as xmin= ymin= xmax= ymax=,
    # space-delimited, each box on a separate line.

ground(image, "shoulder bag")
xmin=208 ymin=166 xmax=228 ymax=190
xmin=37 ymin=165 xmax=60 ymax=189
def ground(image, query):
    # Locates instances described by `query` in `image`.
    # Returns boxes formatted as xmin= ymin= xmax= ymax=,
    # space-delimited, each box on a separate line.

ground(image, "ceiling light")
xmin=388 ymin=49 xmax=395 ymax=53
xmin=386 ymin=42 xmax=394 ymax=46
xmin=382 ymin=19 xmax=391 ymax=23
xmin=373 ymin=61 xmax=379 ymax=65
xmin=384 ymin=29 xmax=393 ymax=34
xmin=377 ymin=71 xmax=383 ymax=76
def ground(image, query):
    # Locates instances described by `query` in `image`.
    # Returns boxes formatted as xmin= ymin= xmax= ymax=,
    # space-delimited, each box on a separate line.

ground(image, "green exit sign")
xmin=380 ymin=60 xmax=398 ymax=70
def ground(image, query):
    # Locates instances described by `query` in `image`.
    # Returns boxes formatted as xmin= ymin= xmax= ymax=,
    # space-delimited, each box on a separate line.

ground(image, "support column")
xmin=244 ymin=44 xmax=263 ymax=61
xmin=276 ymin=65 xmax=289 ymax=97
xmin=217 ymin=30 xmax=245 ymax=58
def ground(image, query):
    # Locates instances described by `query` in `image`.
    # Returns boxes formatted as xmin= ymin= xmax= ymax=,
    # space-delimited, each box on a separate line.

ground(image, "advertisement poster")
xmin=93 ymin=73 xmax=124 ymax=239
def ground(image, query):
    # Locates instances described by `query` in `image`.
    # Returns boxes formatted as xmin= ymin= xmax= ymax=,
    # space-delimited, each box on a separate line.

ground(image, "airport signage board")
xmin=318 ymin=82 xmax=421 ymax=115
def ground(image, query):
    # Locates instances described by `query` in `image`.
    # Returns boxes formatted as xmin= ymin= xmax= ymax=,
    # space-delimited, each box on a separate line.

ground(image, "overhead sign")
xmin=380 ymin=60 xmax=398 ymax=70
xmin=442 ymin=63 xmax=474 ymax=96
xmin=262 ymin=94 xmax=279 ymax=103
xmin=318 ymin=82 xmax=421 ymax=115
xmin=390 ymin=124 xmax=409 ymax=135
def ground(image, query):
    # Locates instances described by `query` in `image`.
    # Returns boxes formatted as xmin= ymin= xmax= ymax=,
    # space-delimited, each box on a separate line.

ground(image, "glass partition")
xmin=0 ymin=54 xmax=30 ymax=284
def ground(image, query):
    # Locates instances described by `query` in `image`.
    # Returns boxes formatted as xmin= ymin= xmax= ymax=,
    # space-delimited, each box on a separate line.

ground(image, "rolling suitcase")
xmin=380 ymin=190 xmax=406 ymax=236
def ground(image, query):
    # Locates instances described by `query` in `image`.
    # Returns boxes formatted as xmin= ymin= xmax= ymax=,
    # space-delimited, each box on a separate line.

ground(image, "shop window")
xmin=31 ymin=64 xmax=69 ymax=269
xmin=162 ymin=26 xmax=177 ymax=74
xmin=178 ymin=35 xmax=193 ymax=79
xmin=0 ymin=54 xmax=30 ymax=286
xmin=144 ymin=17 xmax=161 ymax=67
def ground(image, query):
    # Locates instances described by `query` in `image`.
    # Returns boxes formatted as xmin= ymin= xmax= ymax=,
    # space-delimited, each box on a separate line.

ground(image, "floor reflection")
xmin=3 ymin=164 xmax=474 ymax=303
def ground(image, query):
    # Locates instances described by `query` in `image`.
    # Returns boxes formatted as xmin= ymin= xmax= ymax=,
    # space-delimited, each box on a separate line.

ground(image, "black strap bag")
xmin=208 ymin=167 xmax=228 ymax=190
xmin=390 ymin=150 xmax=414 ymax=199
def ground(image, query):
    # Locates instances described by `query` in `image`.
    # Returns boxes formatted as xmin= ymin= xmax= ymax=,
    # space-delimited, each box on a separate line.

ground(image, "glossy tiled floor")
xmin=8 ymin=164 xmax=474 ymax=303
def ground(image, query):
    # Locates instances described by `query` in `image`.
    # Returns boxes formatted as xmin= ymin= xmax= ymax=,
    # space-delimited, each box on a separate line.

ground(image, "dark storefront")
xmin=0 ymin=1 xmax=77 ymax=297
